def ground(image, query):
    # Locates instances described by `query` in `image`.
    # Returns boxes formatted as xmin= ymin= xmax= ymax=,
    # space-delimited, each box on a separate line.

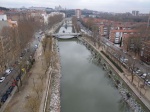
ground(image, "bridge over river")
xmin=52 ymin=32 xmax=81 ymax=39
xmin=46 ymin=18 xmax=82 ymax=39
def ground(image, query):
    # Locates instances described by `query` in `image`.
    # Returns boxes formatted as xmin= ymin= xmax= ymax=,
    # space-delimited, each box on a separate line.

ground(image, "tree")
xmin=72 ymin=17 xmax=81 ymax=33
xmin=48 ymin=14 xmax=63 ymax=28
xmin=127 ymin=58 xmax=136 ymax=82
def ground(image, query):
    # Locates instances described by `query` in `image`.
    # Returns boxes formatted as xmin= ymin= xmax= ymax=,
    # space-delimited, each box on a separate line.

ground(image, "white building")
xmin=75 ymin=9 xmax=81 ymax=19
xmin=0 ymin=14 xmax=7 ymax=21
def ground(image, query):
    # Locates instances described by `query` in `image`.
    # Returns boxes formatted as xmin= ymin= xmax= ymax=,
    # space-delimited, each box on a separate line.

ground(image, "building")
xmin=0 ymin=14 xmax=7 ymax=21
xmin=75 ymin=9 xmax=81 ymax=19
xmin=109 ymin=29 xmax=137 ymax=49
xmin=141 ymin=41 xmax=150 ymax=65
xmin=132 ymin=10 xmax=139 ymax=16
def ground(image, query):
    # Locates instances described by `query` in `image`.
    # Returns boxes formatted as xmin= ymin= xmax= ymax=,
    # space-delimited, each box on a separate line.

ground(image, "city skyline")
xmin=0 ymin=0 xmax=150 ymax=13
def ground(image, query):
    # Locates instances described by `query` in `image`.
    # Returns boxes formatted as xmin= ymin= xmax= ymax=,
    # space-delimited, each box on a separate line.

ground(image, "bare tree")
xmin=48 ymin=14 xmax=63 ymax=28
xmin=72 ymin=17 xmax=81 ymax=33
xmin=127 ymin=58 xmax=136 ymax=82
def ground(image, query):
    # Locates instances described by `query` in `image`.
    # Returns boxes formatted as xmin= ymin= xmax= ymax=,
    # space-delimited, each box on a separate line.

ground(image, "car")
xmin=136 ymin=69 xmax=141 ymax=74
xmin=1 ymin=93 xmax=9 ymax=103
xmin=5 ymin=68 xmax=13 ymax=75
xmin=5 ymin=69 xmax=11 ymax=74
xmin=145 ymin=79 xmax=150 ymax=86
xmin=6 ymin=86 xmax=14 ymax=95
xmin=0 ymin=77 xmax=5 ymax=83
xmin=140 ymin=73 xmax=147 ymax=79
xmin=120 ymin=57 xmax=128 ymax=63
xmin=16 ymin=75 xmax=20 ymax=81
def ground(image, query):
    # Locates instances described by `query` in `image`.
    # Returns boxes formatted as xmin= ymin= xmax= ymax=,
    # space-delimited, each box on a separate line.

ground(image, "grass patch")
xmin=101 ymin=51 xmax=123 ymax=73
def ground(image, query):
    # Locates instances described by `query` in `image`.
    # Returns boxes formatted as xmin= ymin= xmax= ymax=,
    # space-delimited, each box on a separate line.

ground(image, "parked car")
xmin=140 ymin=73 xmax=147 ymax=79
xmin=136 ymin=69 xmax=141 ymax=74
xmin=5 ymin=68 xmax=13 ymax=75
xmin=16 ymin=75 xmax=20 ymax=81
xmin=0 ymin=77 xmax=5 ymax=83
xmin=6 ymin=86 xmax=14 ymax=95
xmin=1 ymin=93 xmax=8 ymax=103
xmin=5 ymin=69 xmax=11 ymax=75
xmin=145 ymin=79 xmax=150 ymax=86
xmin=120 ymin=57 xmax=128 ymax=64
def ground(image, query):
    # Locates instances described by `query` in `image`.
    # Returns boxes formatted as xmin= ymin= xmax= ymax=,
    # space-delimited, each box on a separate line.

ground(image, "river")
xmin=59 ymin=39 xmax=131 ymax=112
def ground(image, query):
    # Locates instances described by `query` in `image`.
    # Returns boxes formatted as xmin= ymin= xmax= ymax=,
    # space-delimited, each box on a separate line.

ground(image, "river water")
xmin=59 ymin=39 xmax=131 ymax=112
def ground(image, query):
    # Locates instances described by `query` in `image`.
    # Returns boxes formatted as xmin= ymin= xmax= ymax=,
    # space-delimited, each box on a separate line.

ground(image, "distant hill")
xmin=0 ymin=7 xmax=10 ymax=11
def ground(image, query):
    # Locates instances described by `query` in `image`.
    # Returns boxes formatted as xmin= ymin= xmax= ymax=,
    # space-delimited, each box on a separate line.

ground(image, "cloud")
xmin=0 ymin=0 xmax=150 ymax=13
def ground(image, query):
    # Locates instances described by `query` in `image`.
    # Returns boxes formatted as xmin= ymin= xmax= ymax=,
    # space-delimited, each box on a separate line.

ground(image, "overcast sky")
xmin=1 ymin=0 xmax=150 ymax=13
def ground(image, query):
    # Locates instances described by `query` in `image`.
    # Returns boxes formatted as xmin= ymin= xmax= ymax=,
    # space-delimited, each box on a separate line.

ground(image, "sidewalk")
xmin=81 ymin=37 xmax=150 ymax=110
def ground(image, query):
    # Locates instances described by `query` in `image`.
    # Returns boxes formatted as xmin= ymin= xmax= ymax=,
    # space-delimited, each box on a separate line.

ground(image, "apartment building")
xmin=132 ymin=10 xmax=139 ymax=16
xmin=76 ymin=9 xmax=81 ymax=19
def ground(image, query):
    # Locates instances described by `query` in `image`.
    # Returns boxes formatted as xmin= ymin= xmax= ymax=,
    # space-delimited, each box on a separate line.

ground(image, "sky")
xmin=0 ymin=0 xmax=150 ymax=13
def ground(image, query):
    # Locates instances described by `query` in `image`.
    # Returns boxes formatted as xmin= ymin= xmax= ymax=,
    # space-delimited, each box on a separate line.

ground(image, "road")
xmin=101 ymin=37 xmax=150 ymax=74
xmin=0 ymin=31 xmax=42 ymax=101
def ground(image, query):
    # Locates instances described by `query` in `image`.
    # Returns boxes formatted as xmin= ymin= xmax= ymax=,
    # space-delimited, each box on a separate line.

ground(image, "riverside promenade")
xmin=80 ymin=37 xmax=150 ymax=111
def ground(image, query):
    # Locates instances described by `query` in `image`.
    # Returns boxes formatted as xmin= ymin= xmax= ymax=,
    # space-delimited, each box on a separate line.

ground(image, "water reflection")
xmin=59 ymin=40 xmax=130 ymax=112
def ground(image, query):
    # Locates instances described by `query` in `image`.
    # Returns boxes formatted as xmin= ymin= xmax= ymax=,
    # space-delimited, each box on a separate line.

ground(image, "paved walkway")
xmin=81 ymin=37 xmax=150 ymax=110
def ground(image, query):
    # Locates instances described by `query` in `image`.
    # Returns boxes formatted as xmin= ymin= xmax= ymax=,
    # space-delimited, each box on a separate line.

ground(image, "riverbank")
xmin=48 ymin=38 xmax=61 ymax=112
xmin=79 ymin=36 xmax=150 ymax=111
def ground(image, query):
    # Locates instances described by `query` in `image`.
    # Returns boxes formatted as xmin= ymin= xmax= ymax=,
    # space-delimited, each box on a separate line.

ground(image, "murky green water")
xmin=59 ymin=40 xmax=130 ymax=112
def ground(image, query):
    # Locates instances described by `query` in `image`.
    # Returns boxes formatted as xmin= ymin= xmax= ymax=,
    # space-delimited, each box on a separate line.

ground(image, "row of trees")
xmin=48 ymin=14 xmax=63 ymax=29
xmin=72 ymin=17 xmax=80 ymax=33
xmin=97 ymin=12 xmax=149 ymax=22
xmin=82 ymin=18 xmax=100 ymax=47
xmin=0 ymin=17 xmax=43 ymax=73
xmin=124 ymin=25 xmax=150 ymax=56
xmin=81 ymin=17 xmax=150 ymax=58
